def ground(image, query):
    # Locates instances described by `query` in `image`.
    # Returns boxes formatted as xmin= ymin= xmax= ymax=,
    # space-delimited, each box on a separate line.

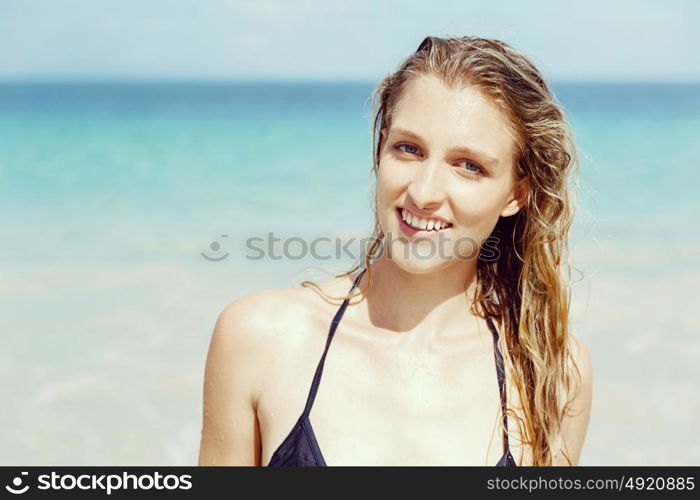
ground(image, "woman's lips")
xmin=395 ymin=207 xmax=452 ymax=238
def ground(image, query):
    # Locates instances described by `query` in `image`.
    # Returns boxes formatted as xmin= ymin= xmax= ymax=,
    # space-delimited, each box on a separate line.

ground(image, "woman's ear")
xmin=500 ymin=175 xmax=529 ymax=218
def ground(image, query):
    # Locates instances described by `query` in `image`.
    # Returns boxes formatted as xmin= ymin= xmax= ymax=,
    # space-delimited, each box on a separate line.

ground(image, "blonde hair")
xmin=301 ymin=35 xmax=582 ymax=466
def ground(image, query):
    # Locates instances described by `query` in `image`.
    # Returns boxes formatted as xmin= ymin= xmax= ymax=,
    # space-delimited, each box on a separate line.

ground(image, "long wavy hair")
xmin=301 ymin=35 xmax=581 ymax=466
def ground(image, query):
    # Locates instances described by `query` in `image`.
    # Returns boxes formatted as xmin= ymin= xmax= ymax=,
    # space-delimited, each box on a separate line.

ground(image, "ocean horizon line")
xmin=1 ymin=78 xmax=699 ymax=87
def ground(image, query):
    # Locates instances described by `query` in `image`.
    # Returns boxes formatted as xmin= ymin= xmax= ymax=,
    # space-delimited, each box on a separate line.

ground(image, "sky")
xmin=0 ymin=0 xmax=698 ymax=83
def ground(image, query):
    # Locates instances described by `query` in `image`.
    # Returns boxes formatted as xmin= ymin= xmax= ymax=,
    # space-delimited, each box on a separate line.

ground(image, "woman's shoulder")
xmin=211 ymin=273 xmax=357 ymax=354
xmin=548 ymin=330 xmax=593 ymax=465
xmin=567 ymin=331 xmax=592 ymax=383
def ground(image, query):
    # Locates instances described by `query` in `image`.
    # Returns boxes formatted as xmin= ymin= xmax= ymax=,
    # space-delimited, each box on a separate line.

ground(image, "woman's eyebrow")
xmin=391 ymin=127 xmax=500 ymax=167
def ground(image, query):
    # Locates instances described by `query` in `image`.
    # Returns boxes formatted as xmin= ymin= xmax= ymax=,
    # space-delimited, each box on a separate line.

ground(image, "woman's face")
xmin=376 ymin=73 xmax=527 ymax=274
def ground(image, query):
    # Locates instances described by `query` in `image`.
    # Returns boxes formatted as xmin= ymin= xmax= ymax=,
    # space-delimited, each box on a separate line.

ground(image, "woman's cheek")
xmin=375 ymin=163 xmax=393 ymax=231
xmin=376 ymin=161 xmax=405 ymax=204
xmin=378 ymin=159 xmax=407 ymax=191
xmin=452 ymin=198 xmax=505 ymax=257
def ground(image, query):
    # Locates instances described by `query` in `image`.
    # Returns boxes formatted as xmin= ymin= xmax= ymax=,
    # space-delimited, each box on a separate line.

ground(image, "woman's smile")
xmin=396 ymin=206 xmax=453 ymax=238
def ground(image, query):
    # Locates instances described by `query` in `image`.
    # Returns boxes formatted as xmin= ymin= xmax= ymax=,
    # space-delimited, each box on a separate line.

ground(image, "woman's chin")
xmin=385 ymin=251 xmax=455 ymax=275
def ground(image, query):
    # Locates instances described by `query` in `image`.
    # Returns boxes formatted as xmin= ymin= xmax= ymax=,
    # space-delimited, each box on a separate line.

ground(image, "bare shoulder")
xmin=210 ymin=273 xmax=354 ymax=364
xmin=568 ymin=332 xmax=593 ymax=396
xmin=553 ymin=331 xmax=593 ymax=466
xmin=212 ymin=285 xmax=318 ymax=358
xmin=198 ymin=284 xmax=325 ymax=465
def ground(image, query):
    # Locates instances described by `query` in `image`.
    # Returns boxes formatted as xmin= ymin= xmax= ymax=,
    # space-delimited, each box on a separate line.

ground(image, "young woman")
xmin=198 ymin=35 xmax=592 ymax=466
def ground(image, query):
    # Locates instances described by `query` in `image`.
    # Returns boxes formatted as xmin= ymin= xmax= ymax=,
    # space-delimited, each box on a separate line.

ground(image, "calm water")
xmin=1 ymin=83 xmax=698 ymax=266
xmin=1 ymin=82 xmax=699 ymax=258
xmin=1 ymin=82 xmax=698 ymax=465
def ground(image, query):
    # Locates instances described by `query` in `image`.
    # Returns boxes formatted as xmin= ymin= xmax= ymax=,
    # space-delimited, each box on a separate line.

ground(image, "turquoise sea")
xmin=1 ymin=82 xmax=698 ymax=465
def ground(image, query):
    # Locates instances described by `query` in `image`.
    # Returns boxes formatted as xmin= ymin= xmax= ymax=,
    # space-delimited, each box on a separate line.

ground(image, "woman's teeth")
xmin=401 ymin=208 xmax=452 ymax=231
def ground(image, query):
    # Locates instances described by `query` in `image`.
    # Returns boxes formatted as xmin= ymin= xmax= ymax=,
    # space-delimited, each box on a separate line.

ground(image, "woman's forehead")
xmin=388 ymin=74 xmax=518 ymax=165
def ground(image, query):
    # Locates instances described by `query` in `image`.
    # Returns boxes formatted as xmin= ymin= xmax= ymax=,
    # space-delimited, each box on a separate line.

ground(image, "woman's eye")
xmin=395 ymin=143 xmax=420 ymax=155
xmin=459 ymin=160 xmax=485 ymax=176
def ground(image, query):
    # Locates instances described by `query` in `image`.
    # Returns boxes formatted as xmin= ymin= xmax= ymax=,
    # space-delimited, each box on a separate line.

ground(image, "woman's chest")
xmin=259 ymin=330 xmax=509 ymax=465
xmin=314 ymin=340 xmax=506 ymax=465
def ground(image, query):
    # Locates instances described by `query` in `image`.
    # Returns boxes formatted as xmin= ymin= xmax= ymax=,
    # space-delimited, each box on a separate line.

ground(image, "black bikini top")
xmin=267 ymin=268 xmax=517 ymax=466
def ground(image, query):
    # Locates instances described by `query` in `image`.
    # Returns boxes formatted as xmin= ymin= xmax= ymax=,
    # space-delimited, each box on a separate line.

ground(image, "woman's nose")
xmin=406 ymin=159 xmax=447 ymax=210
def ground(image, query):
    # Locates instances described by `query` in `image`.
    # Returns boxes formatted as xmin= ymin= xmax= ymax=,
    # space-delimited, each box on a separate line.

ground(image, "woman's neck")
xmin=359 ymin=255 xmax=486 ymax=348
